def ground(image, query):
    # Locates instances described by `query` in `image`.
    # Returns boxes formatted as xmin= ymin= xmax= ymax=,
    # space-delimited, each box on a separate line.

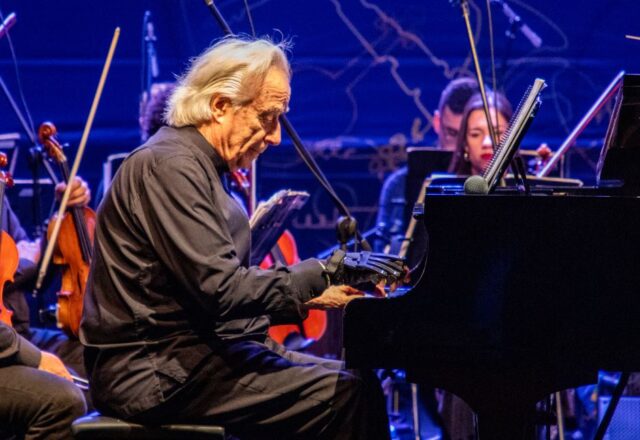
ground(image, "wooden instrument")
xmin=33 ymin=27 xmax=119 ymax=336
xmin=261 ymin=230 xmax=327 ymax=347
xmin=38 ymin=122 xmax=96 ymax=337
xmin=230 ymin=170 xmax=327 ymax=348
xmin=0 ymin=152 xmax=18 ymax=327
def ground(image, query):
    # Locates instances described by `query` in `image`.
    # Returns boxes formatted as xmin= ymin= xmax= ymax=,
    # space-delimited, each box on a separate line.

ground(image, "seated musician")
xmin=448 ymin=91 xmax=512 ymax=176
xmin=81 ymin=36 xmax=404 ymax=439
xmin=2 ymin=178 xmax=92 ymax=388
xmin=139 ymin=81 xmax=176 ymax=142
xmin=375 ymin=77 xmax=479 ymax=253
xmin=433 ymin=91 xmax=514 ymax=440
xmin=0 ymin=320 xmax=86 ymax=439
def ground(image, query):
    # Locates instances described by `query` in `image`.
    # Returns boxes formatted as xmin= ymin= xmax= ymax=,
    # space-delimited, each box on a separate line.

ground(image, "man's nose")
xmin=264 ymin=119 xmax=282 ymax=146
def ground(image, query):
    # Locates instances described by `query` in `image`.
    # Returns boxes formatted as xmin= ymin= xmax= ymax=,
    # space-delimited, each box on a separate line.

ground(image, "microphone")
xmin=0 ymin=12 xmax=17 ymax=41
xmin=464 ymin=175 xmax=489 ymax=194
xmin=492 ymin=0 xmax=542 ymax=48
xmin=144 ymin=11 xmax=159 ymax=79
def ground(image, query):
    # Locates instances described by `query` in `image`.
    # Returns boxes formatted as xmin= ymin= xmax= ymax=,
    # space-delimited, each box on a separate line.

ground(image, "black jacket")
xmin=80 ymin=126 xmax=326 ymax=417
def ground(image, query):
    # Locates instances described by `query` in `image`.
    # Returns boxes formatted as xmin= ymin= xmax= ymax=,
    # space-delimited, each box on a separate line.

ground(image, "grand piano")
xmin=343 ymin=74 xmax=640 ymax=438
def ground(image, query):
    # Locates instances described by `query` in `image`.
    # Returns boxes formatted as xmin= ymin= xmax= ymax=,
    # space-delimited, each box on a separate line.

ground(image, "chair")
xmin=72 ymin=413 xmax=226 ymax=439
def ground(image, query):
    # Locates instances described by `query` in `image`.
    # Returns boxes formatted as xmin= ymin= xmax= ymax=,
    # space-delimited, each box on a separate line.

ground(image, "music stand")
xmin=404 ymin=147 xmax=454 ymax=230
xmin=249 ymin=190 xmax=309 ymax=266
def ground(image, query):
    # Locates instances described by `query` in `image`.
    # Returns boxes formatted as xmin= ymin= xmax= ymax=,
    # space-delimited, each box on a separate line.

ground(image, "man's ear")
xmin=433 ymin=110 xmax=441 ymax=135
xmin=210 ymin=95 xmax=232 ymax=122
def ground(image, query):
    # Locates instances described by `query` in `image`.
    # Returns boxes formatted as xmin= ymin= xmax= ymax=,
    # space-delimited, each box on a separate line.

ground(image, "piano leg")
xmin=410 ymin=383 xmax=421 ymax=440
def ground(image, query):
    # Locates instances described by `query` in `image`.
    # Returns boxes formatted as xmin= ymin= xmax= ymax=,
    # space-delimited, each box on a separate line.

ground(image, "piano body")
xmin=344 ymin=74 xmax=640 ymax=438
xmin=345 ymin=193 xmax=640 ymax=437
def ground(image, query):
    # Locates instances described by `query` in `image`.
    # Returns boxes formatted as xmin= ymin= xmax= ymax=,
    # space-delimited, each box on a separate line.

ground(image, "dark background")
xmin=1 ymin=0 xmax=639 ymax=257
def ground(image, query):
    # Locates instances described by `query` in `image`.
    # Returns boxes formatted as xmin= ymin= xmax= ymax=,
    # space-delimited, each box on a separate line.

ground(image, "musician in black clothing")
xmin=81 ymin=36 xmax=403 ymax=439
xmin=1 ymin=177 xmax=93 ymax=438
xmin=0 ymin=322 xmax=86 ymax=440
xmin=2 ymin=177 xmax=91 ymax=380
xmin=448 ymin=92 xmax=512 ymax=176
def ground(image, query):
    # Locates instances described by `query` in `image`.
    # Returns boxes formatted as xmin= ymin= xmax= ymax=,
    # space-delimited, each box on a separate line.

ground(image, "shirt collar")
xmin=181 ymin=125 xmax=230 ymax=174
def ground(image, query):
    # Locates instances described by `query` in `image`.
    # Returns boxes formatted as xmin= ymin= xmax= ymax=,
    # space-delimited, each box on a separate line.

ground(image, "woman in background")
xmin=442 ymin=91 xmax=513 ymax=440
xmin=448 ymin=91 xmax=513 ymax=178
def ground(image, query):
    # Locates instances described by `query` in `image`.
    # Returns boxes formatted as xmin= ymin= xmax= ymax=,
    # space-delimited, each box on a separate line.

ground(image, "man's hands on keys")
xmin=323 ymin=250 xmax=407 ymax=295
xmin=303 ymin=285 xmax=365 ymax=310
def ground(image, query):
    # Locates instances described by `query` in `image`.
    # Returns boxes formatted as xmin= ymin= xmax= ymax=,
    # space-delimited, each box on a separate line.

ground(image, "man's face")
xmin=436 ymin=106 xmax=463 ymax=151
xmin=221 ymin=67 xmax=290 ymax=171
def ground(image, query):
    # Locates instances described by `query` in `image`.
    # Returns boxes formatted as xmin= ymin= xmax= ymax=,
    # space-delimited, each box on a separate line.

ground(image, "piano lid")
xmin=597 ymin=73 xmax=640 ymax=191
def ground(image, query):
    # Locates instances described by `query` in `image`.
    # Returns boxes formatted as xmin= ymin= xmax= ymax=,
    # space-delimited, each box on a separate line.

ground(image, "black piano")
xmin=343 ymin=74 xmax=640 ymax=438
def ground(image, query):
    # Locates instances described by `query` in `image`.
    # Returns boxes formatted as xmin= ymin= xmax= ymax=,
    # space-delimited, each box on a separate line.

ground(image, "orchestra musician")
xmin=375 ymin=77 xmax=479 ymax=253
xmin=2 ymin=178 xmax=92 ymax=386
xmin=0 ymin=320 xmax=86 ymax=439
xmin=436 ymin=91 xmax=513 ymax=440
xmin=448 ymin=91 xmax=512 ymax=176
xmin=139 ymin=81 xmax=176 ymax=142
xmin=81 ymin=36 xmax=404 ymax=439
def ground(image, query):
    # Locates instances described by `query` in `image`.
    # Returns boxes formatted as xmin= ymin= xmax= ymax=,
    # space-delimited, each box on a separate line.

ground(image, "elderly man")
xmin=81 ymin=37 xmax=401 ymax=439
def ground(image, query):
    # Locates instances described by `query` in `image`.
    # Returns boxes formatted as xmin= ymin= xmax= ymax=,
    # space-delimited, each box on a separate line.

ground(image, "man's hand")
xmin=303 ymin=285 xmax=365 ymax=310
xmin=55 ymin=176 xmax=91 ymax=207
xmin=38 ymin=351 xmax=73 ymax=382
xmin=16 ymin=239 xmax=41 ymax=264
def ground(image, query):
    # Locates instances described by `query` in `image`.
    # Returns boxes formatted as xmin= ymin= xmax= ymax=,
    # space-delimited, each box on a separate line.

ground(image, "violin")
xmin=229 ymin=170 xmax=327 ymax=349
xmin=0 ymin=153 xmax=18 ymax=327
xmin=38 ymin=122 xmax=96 ymax=338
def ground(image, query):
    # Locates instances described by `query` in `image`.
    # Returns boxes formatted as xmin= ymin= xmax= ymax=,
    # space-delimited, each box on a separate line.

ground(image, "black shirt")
xmin=80 ymin=126 xmax=327 ymax=417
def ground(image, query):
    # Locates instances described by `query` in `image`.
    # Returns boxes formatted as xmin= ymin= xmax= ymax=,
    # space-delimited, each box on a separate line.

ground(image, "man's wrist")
xmin=317 ymin=260 xmax=330 ymax=288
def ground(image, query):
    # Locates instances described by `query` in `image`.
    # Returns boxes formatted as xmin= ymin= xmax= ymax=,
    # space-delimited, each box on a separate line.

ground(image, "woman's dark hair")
xmin=447 ymin=92 xmax=513 ymax=175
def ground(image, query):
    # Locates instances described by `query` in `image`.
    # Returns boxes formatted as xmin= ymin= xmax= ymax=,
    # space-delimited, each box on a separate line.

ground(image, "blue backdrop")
xmin=1 ymin=0 xmax=639 ymax=256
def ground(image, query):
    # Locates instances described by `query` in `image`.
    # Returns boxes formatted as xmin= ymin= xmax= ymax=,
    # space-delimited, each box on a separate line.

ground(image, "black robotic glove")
xmin=323 ymin=249 xmax=406 ymax=288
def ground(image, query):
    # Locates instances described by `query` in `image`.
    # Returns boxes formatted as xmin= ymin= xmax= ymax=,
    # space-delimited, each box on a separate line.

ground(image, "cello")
xmin=0 ymin=152 xmax=19 ymax=327
xmin=38 ymin=122 xmax=96 ymax=338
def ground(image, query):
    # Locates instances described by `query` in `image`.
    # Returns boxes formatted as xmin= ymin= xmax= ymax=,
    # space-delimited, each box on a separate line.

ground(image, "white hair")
xmin=165 ymin=36 xmax=291 ymax=127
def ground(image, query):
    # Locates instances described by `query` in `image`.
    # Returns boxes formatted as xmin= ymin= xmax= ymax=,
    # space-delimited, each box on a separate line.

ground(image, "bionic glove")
xmin=323 ymin=249 xmax=406 ymax=288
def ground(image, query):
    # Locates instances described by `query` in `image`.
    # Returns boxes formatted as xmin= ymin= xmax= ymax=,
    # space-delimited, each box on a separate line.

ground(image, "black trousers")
xmin=26 ymin=328 xmax=86 ymax=379
xmin=438 ymin=391 xmax=476 ymax=440
xmin=128 ymin=339 xmax=390 ymax=440
xmin=0 ymin=365 xmax=86 ymax=440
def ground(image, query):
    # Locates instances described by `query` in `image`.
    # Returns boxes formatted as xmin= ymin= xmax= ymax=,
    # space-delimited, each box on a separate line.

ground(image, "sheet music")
xmin=249 ymin=189 xmax=309 ymax=230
